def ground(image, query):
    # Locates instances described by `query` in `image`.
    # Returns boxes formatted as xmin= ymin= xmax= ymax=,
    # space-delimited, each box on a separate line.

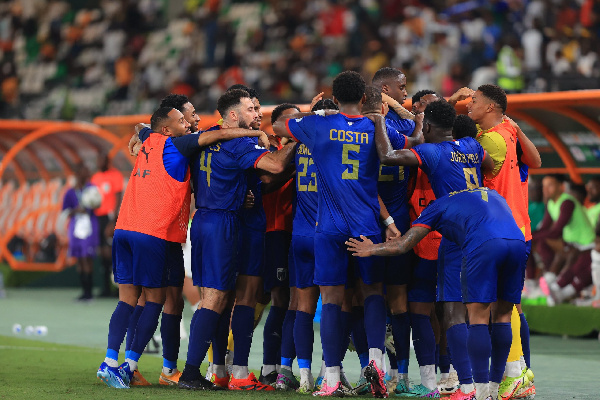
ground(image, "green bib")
xmin=547 ymin=193 xmax=595 ymax=245
xmin=587 ymin=203 xmax=600 ymax=230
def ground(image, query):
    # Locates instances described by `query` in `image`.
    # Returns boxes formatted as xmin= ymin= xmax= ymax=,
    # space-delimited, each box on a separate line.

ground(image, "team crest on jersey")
xmin=277 ymin=268 xmax=287 ymax=281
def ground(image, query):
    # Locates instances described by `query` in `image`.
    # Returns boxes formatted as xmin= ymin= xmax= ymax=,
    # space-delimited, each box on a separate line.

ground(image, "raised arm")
xmin=346 ymin=226 xmax=430 ymax=257
xmin=369 ymin=113 xmax=421 ymax=167
xmin=505 ymin=116 xmax=542 ymax=168
xmin=381 ymin=92 xmax=415 ymax=120
xmin=405 ymin=114 xmax=425 ymax=148
xmin=272 ymin=112 xmax=316 ymax=138
xmin=448 ymin=87 xmax=475 ymax=107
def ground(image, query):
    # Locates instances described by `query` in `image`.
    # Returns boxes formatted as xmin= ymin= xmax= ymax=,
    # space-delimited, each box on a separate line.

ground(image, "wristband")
xmin=383 ymin=216 xmax=395 ymax=227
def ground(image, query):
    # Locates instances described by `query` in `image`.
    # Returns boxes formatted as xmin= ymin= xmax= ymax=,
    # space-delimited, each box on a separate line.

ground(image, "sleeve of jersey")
xmin=396 ymin=119 xmax=416 ymax=137
xmin=171 ymin=133 xmax=202 ymax=158
xmin=386 ymin=123 xmax=407 ymax=150
xmin=138 ymin=127 xmax=152 ymax=142
xmin=413 ymin=142 xmax=442 ymax=174
xmin=232 ymin=137 xmax=269 ymax=170
xmin=478 ymin=131 xmax=507 ymax=177
xmin=412 ymin=199 xmax=441 ymax=230
xmin=286 ymin=115 xmax=317 ymax=148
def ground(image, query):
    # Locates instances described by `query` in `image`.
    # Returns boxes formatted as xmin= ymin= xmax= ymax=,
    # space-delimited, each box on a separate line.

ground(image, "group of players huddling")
xmin=96 ymin=67 xmax=539 ymax=400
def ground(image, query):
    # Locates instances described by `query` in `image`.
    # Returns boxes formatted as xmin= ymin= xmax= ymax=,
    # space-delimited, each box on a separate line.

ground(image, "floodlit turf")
xmin=1 ymin=288 xmax=600 ymax=399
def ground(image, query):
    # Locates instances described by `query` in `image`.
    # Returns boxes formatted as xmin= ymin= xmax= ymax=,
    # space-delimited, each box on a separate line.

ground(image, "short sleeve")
xmin=386 ymin=121 xmax=407 ymax=150
xmin=229 ymin=137 xmax=269 ymax=170
xmin=477 ymin=131 xmax=507 ymax=177
xmin=412 ymin=143 xmax=440 ymax=176
xmin=412 ymin=197 xmax=443 ymax=230
xmin=286 ymin=114 xmax=319 ymax=149
xmin=170 ymin=133 xmax=202 ymax=158
xmin=138 ymin=127 xmax=152 ymax=142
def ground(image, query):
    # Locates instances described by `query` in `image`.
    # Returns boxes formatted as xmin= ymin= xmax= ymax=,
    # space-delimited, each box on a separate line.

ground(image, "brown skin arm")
xmin=367 ymin=113 xmax=420 ymax=167
xmin=261 ymin=163 xmax=296 ymax=193
xmin=255 ymin=142 xmax=296 ymax=179
xmin=272 ymin=110 xmax=338 ymax=139
xmin=405 ymin=112 xmax=425 ymax=148
xmin=448 ymin=87 xmax=475 ymax=106
xmin=346 ymin=226 xmax=430 ymax=257
xmin=200 ymin=128 xmax=270 ymax=149
xmin=381 ymin=92 xmax=415 ymax=120
xmin=481 ymin=150 xmax=496 ymax=178
xmin=378 ymin=195 xmax=401 ymax=240
xmin=504 ymin=116 xmax=542 ymax=168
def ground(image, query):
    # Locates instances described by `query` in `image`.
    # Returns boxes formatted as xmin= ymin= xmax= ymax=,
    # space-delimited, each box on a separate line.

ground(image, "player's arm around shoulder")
xmin=369 ymin=112 xmax=421 ymax=166
xmin=199 ymin=127 xmax=270 ymax=149
xmin=504 ymin=116 xmax=542 ymax=168
xmin=481 ymin=149 xmax=495 ymax=178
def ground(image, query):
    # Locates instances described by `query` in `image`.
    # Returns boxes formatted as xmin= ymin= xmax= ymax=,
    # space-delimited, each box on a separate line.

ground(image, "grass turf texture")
xmin=1 ymin=288 xmax=600 ymax=399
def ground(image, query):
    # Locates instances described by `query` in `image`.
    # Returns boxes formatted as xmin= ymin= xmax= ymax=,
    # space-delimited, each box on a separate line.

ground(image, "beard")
xmin=238 ymin=120 xmax=250 ymax=129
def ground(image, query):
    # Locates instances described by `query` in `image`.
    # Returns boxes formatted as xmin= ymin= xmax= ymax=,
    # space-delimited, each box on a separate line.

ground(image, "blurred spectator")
xmin=2 ymin=0 xmax=600 ymax=119
xmin=62 ymin=163 xmax=100 ymax=302
xmin=90 ymin=154 xmax=123 ymax=298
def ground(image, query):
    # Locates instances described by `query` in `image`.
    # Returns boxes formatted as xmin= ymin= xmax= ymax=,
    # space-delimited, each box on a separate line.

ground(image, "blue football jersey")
xmin=411 ymin=137 xmax=485 ymax=198
xmin=378 ymin=120 xmax=409 ymax=220
xmin=239 ymin=137 xmax=267 ymax=231
xmin=190 ymin=127 xmax=268 ymax=211
xmin=293 ymin=143 xmax=318 ymax=237
xmin=286 ymin=113 xmax=380 ymax=237
xmin=413 ymin=188 xmax=525 ymax=253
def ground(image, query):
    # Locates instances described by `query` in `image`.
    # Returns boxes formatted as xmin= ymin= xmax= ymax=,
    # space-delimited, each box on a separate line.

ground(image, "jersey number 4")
xmin=342 ymin=144 xmax=360 ymax=180
xmin=200 ymin=150 xmax=212 ymax=186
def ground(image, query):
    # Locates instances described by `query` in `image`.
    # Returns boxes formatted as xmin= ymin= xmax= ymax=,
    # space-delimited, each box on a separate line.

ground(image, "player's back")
xmin=293 ymin=143 xmax=318 ymax=237
xmin=312 ymin=113 xmax=380 ymax=237
xmin=412 ymin=137 xmax=485 ymax=198
xmin=190 ymin=134 xmax=263 ymax=212
xmin=415 ymin=188 xmax=525 ymax=253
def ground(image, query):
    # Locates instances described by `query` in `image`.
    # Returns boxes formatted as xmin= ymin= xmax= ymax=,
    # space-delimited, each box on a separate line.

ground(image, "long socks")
xmin=160 ymin=313 xmax=182 ymax=370
xmin=104 ymin=301 xmax=134 ymax=367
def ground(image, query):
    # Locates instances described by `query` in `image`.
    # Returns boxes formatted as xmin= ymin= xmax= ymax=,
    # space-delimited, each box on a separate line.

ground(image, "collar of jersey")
xmin=340 ymin=112 xmax=364 ymax=118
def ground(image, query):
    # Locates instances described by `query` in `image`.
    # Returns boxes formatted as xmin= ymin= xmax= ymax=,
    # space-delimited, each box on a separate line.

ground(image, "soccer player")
xmin=372 ymin=67 xmax=423 ymax=395
xmin=96 ymin=107 xmax=194 ymax=389
xmin=466 ymin=84 xmax=539 ymax=399
xmin=124 ymin=93 xmax=269 ymax=386
xmin=374 ymin=99 xmax=493 ymax=399
xmin=179 ymin=89 xmax=296 ymax=391
xmin=273 ymin=71 xmax=390 ymax=398
xmin=346 ymin=187 xmax=526 ymax=400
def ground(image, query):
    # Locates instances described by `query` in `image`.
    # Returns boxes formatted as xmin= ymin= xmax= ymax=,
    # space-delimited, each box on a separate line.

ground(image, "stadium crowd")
xmin=2 ymin=0 xmax=600 ymax=119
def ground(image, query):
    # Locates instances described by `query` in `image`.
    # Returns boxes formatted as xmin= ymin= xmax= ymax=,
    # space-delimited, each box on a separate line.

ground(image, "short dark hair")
xmin=271 ymin=103 xmax=300 ymax=125
xmin=227 ymin=84 xmax=259 ymax=100
xmin=423 ymin=100 xmax=456 ymax=130
xmin=372 ymin=67 xmax=404 ymax=87
xmin=160 ymin=94 xmax=189 ymax=112
xmin=568 ymin=182 xmax=587 ymax=198
xmin=150 ymin=107 xmax=174 ymax=131
xmin=217 ymin=89 xmax=250 ymax=117
xmin=453 ymin=115 xmax=478 ymax=139
xmin=363 ymin=85 xmax=382 ymax=113
xmin=311 ymin=99 xmax=339 ymax=112
xmin=546 ymin=174 xmax=567 ymax=183
xmin=588 ymin=175 xmax=600 ymax=184
xmin=332 ymin=71 xmax=366 ymax=104
xmin=412 ymin=89 xmax=437 ymax=105
xmin=478 ymin=84 xmax=507 ymax=113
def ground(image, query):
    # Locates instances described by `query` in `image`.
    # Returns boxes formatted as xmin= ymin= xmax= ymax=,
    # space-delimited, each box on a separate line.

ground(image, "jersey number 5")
xmin=342 ymin=144 xmax=360 ymax=180
xmin=200 ymin=150 xmax=212 ymax=186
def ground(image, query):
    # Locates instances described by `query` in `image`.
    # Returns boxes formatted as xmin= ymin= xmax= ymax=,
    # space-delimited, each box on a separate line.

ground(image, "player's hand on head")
xmin=346 ymin=235 xmax=374 ymax=257
xmin=449 ymin=87 xmax=475 ymax=103
xmin=385 ymin=223 xmax=401 ymax=241
xmin=310 ymin=92 xmax=325 ymax=110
